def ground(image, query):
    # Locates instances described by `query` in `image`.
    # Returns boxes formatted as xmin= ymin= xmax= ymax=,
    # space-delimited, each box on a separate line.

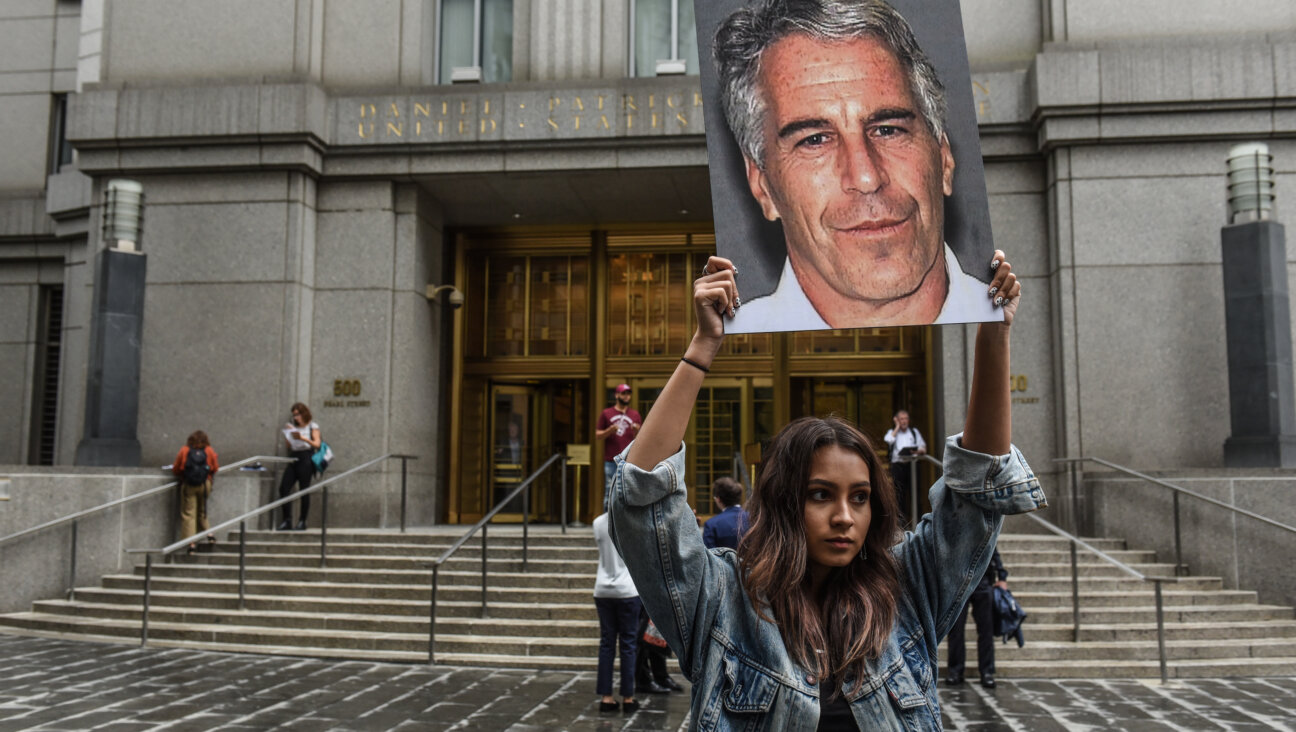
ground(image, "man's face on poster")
xmin=744 ymin=33 xmax=955 ymax=304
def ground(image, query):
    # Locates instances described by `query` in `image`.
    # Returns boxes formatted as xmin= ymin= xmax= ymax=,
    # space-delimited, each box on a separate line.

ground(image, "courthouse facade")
xmin=2 ymin=0 xmax=1294 ymax=526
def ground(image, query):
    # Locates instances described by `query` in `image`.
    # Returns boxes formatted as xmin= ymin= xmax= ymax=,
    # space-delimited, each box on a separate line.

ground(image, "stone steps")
xmin=0 ymin=527 xmax=1292 ymax=678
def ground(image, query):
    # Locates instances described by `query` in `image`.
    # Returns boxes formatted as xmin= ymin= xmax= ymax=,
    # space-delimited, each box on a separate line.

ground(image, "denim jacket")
xmin=606 ymin=434 xmax=1044 ymax=731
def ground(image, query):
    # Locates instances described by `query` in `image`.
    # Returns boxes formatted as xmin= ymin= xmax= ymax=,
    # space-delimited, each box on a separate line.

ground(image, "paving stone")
xmin=1 ymin=636 xmax=1295 ymax=730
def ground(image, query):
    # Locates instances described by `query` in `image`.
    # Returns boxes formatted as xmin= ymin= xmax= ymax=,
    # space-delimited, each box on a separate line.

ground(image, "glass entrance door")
xmin=486 ymin=380 xmax=589 ymax=523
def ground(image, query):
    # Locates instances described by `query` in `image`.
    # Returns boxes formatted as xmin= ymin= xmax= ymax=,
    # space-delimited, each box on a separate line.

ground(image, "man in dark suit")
xmin=946 ymin=547 xmax=1009 ymax=688
xmin=702 ymin=477 xmax=748 ymax=550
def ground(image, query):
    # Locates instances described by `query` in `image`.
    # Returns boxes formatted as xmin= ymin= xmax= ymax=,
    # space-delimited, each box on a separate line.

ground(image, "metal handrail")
xmin=426 ymin=452 xmax=567 ymax=664
xmin=916 ymin=453 xmax=1181 ymax=683
xmin=1056 ymin=456 xmax=1296 ymax=578
xmin=0 ymin=454 xmax=294 ymax=602
xmin=127 ymin=453 xmax=418 ymax=647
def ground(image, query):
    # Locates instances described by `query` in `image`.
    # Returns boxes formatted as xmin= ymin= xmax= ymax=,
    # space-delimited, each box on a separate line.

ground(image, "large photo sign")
xmin=696 ymin=0 xmax=1003 ymax=333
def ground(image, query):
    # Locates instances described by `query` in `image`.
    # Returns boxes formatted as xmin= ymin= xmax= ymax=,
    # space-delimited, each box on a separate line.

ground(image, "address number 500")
xmin=334 ymin=379 xmax=362 ymax=397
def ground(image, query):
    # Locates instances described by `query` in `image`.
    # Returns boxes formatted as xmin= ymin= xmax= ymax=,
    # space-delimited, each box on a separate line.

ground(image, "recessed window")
xmin=631 ymin=0 xmax=697 ymax=77
xmin=49 ymin=94 xmax=73 ymax=174
xmin=439 ymin=0 xmax=514 ymax=84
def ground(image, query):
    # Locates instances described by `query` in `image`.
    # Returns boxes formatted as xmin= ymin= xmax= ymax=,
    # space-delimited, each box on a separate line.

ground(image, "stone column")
xmin=1222 ymin=221 xmax=1296 ymax=467
xmin=75 ymin=247 xmax=146 ymax=466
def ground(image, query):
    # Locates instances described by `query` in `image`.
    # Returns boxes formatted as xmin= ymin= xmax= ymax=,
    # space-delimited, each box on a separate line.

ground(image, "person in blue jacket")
xmin=606 ymin=250 xmax=1042 ymax=729
xmin=702 ymin=477 xmax=749 ymax=550
xmin=945 ymin=548 xmax=1009 ymax=688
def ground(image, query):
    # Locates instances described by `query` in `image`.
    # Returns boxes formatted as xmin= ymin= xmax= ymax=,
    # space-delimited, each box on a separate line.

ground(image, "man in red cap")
xmin=597 ymin=384 xmax=643 ymax=490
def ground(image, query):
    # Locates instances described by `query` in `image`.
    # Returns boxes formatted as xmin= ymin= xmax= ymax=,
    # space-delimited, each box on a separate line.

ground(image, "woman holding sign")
xmin=278 ymin=402 xmax=321 ymax=531
xmin=605 ymin=252 xmax=1041 ymax=729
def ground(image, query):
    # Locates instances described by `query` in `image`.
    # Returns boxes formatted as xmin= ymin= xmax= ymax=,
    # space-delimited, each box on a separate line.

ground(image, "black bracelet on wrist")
xmin=680 ymin=356 xmax=710 ymax=374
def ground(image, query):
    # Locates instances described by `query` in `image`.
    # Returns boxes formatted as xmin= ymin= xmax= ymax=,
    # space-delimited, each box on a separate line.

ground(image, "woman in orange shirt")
xmin=173 ymin=430 xmax=219 ymax=554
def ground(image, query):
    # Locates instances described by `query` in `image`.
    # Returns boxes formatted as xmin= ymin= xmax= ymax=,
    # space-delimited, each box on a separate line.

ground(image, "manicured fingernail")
xmin=735 ymin=294 xmax=743 ymax=308
xmin=994 ymin=295 xmax=1005 ymax=306
xmin=991 ymin=259 xmax=1001 ymax=269
xmin=988 ymin=286 xmax=998 ymax=297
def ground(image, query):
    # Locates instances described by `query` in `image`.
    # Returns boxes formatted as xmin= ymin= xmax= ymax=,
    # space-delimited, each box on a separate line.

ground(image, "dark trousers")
xmin=279 ymin=450 xmax=314 ymax=524
xmin=636 ymin=608 xmax=669 ymax=686
xmin=947 ymin=582 xmax=996 ymax=679
xmin=595 ymin=596 xmax=641 ymax=698
xmin=890 ymin=461 xmax=914 ymax=521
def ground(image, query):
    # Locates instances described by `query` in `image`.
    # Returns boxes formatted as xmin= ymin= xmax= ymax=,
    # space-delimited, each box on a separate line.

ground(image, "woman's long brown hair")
xmin=737 ymin=416 xmax=903 ymax=692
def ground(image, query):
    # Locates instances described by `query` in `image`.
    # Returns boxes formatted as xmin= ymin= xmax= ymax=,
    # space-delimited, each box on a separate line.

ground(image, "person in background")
xmin=279 ymin=402 xmax=321 ymax=531
xmin=173 ymin=430 xmax=219 ymax=554
xmin=597 ymin=384 xmax=642 ymax=489
xmin=946 ymin=547 xmax=1009 ymax=688
xmin=702 ymin=477 xmax=749 ymax=550
xmin=883 ymin=409 xmax=927 ymax=519
xmin=592 ymin=512 xmax=640 ymax=713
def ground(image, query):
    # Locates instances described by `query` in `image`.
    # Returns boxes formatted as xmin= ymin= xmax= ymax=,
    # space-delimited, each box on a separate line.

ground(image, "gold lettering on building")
xmin=389 ymin=103 xmax=400 ymax=117
xmin=573 ymin=97 xmax=584 ymax=111
xmin=624 ymin=95 xmax=637 ymax=111
xmin=387 ymin=122 xmax=402 ymax=137
xmin=358 ymin=122 xmax=374 ymax=138
xmin=360 ymin=104 xmax=377 ymax=118
xmin=480 ymin=118 xmax=496 ymax=134
xmin=547 ymin=118 xmax=559 ymax=131
xmin=414 ymin=102 xmax=431 ymax=117
xmin=676 ymin=112 xmax=688 ymax=128
xmin=599 ymin=114 xmax=610 ymax=129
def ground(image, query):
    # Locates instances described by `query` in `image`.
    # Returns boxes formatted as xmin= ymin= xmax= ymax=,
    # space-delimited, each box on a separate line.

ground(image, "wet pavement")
xmin=0 ymin=635 xmax=1293 ymax=731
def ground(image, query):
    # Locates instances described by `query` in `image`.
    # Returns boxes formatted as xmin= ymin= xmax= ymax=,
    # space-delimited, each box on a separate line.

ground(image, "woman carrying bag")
xmin=279 ymin=402 xmax=321 ymax=531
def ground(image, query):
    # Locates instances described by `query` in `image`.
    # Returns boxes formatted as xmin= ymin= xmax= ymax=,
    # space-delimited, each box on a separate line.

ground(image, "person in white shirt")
xmin=593 ymin=513 xmax=641 ymax=713
xmin=883 ymin=410 xmax=926 ymax=521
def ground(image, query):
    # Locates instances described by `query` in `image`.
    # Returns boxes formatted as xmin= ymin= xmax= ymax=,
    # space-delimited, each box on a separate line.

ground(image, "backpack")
xmin=183 ymin=447 xmax=210 ymax=486
xmin=993 ymin=585 xmax=1027 ymax=648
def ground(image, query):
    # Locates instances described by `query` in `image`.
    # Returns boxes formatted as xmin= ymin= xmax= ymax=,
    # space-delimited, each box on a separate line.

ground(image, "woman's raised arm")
xmin=961 ymin=249 xmax=1021 ymax=456
xmin=625 ymin=256 xmax=739 ymax=470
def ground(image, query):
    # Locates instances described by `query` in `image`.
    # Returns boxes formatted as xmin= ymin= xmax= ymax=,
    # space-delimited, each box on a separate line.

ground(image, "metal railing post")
xmin=522 ymin=478 xmax=529 ymax=573
xmin=319 ymin=487 xmax=328 ymax=569
xmin=400 ymin=457 xmax=409 ymax=533
xmin=480 ymin=523 xmax=489 ymax=618
xmin=67 ymin=520 xmax=78 ymax=601
xmin=1172 ymin=493 xmax=1184 ymax=576
xmin=238 ymin=521 xmax=247 ymax=611
xmin=1070 ymin=540 xmax=1081 ymax=642
xmin=141 ymin=554 xmax=152 ymax=647
xmin=428 ymin=562 xmax=439 ymax=663
xmin=1070 ymin=461 xmax=1081 ymax=536
xmin=560 ymin=457 xmax=568 ymax=535
xmin=912 ymin=458 xmax=922 ymax=530
xmin=1154 ymin=579 xmax=1169 ymax=683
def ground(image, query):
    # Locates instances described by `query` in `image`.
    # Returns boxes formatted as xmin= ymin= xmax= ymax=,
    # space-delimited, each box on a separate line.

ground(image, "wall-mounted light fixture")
xmin=426 ymin=284 xmax=464 ymax=309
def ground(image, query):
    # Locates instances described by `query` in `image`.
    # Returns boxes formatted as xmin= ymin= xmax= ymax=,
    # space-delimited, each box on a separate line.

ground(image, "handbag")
xmin=643 ymin=619 xmax=669 ymax=648
xmin=312 ymin=441 xmax=334 ymax=474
